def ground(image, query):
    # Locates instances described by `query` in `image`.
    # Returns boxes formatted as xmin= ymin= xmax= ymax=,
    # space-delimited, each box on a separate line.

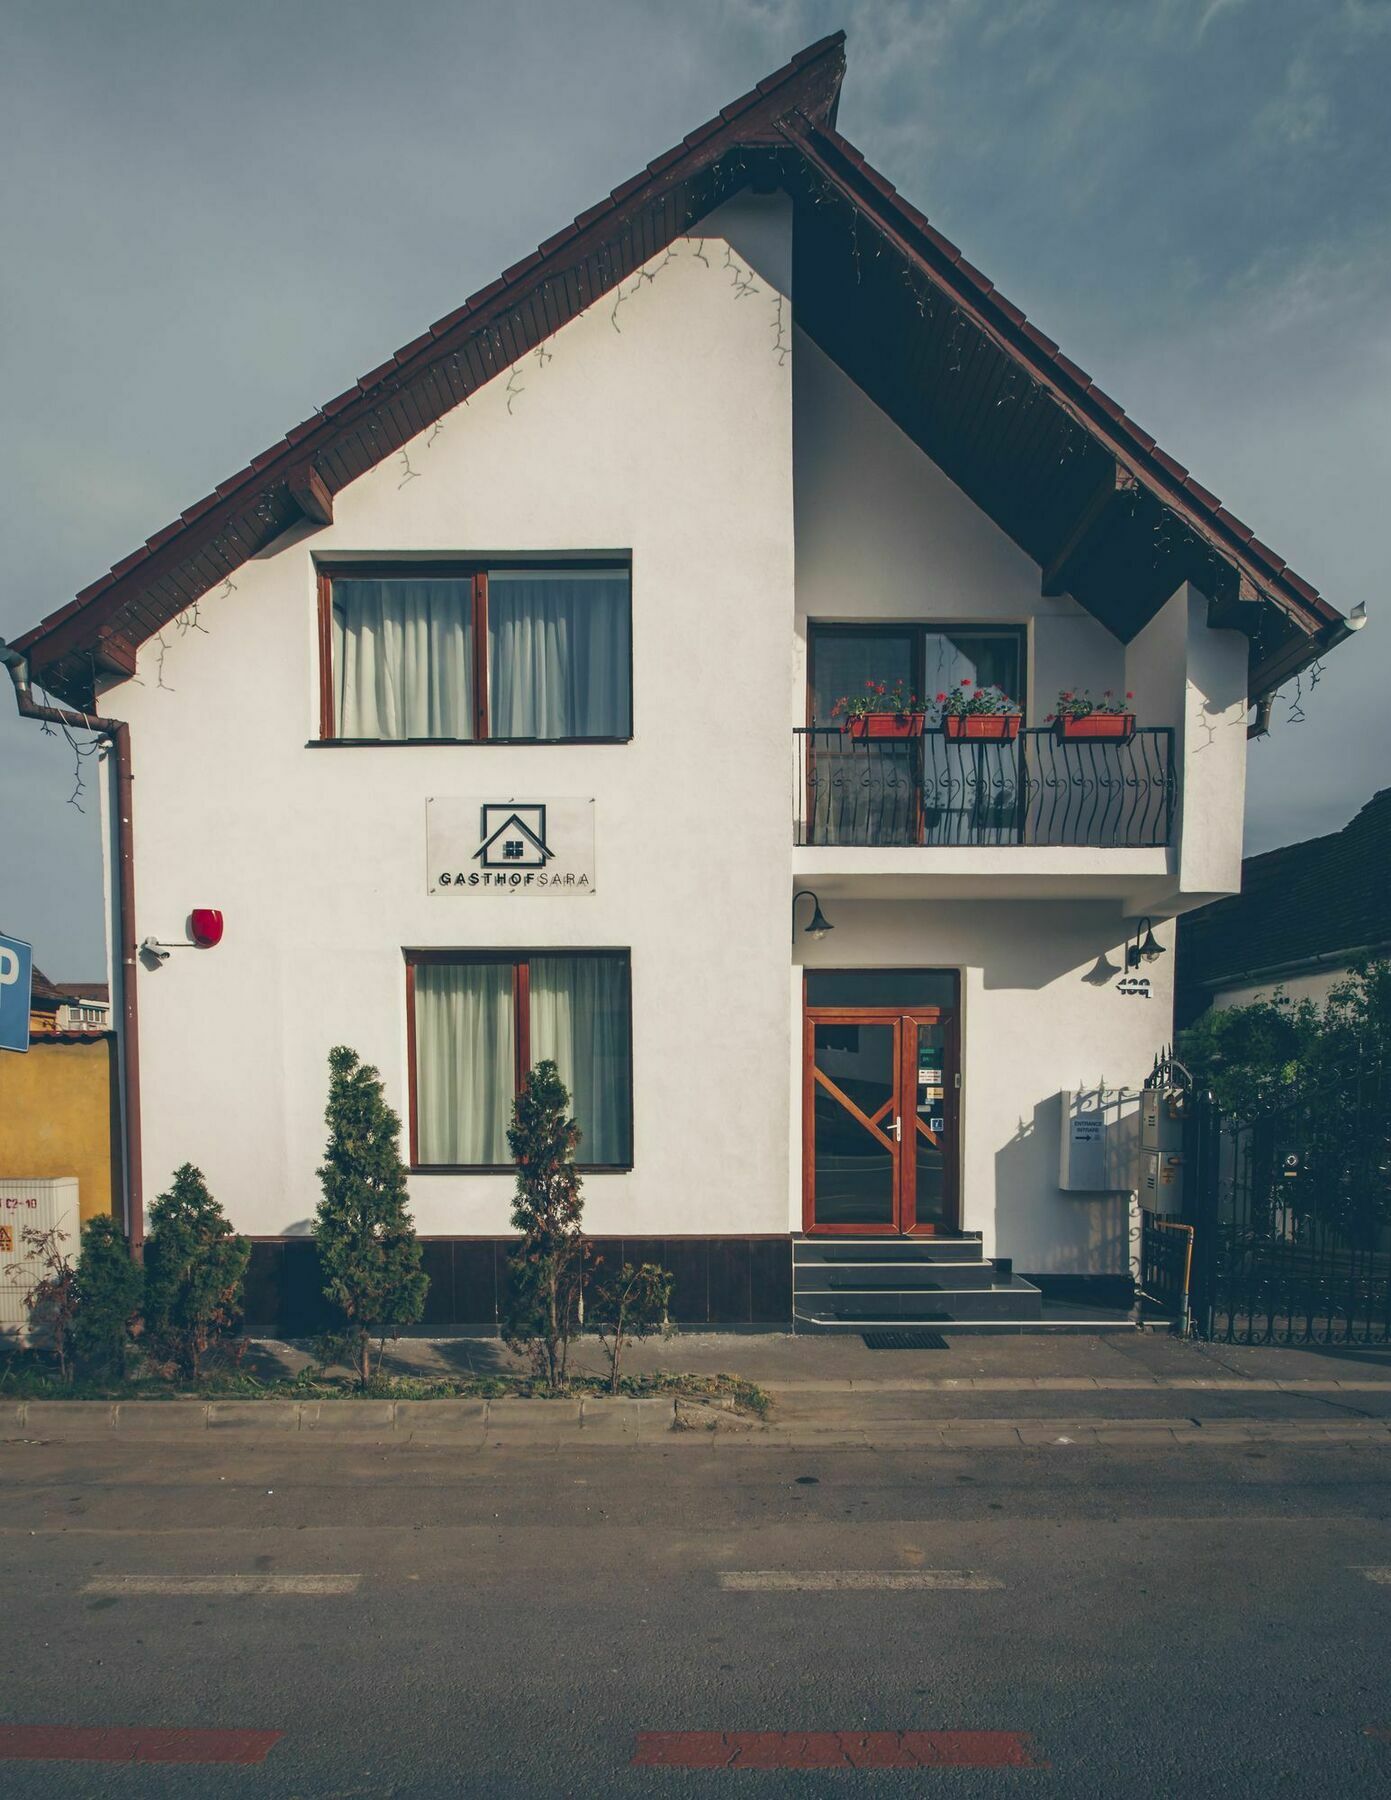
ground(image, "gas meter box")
xmin=1140 ymin=1150 xmax=1185 ymax=1216
xmin=1141 ymin=1088 xmax=1185 ymax=1155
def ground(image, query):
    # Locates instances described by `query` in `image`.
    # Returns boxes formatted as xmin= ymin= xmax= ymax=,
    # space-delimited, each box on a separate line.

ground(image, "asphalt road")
xmin=3 ymin=1434 xmax=1390 ymax=1797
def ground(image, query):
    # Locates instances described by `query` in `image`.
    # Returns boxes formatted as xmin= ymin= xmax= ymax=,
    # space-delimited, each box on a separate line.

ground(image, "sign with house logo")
xmin=426 ymin=798 xmax=596 ymax=895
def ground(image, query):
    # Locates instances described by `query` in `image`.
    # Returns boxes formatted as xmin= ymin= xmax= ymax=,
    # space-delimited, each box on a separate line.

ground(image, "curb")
xmin=3 ymin=1396 xmax=688 ymax=1441
xmin=5 ymin=1399 xmax=1391 ymax=1449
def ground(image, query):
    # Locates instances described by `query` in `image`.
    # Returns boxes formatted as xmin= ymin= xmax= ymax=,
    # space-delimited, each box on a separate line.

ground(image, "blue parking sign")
xmin=0 ymin=932 xmax=33 ymax=1054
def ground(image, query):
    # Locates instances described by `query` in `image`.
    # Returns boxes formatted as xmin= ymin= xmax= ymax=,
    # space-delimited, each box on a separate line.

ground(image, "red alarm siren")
xmin=190 ymin=909 xmax=224 ymax=947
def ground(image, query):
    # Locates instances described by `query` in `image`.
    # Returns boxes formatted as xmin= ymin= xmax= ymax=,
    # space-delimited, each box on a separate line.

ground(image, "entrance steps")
xmin=793 ymin=1234 xmax=1043 ymax=1332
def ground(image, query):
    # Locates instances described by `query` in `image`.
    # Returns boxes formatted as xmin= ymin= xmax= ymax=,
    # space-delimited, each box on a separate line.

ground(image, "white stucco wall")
xmin=792 ymin=333 xmax=1125 ymax=713
xmin=92 ymin=194 xmax=1244 ymax=1281
xmin=1124 ymin=582 xmax=1248 ymax=906
xmin=108 ymin=197 xmax=798 ymax=1239
xmin=793 ymin=902 xmax=1172 ymax=1271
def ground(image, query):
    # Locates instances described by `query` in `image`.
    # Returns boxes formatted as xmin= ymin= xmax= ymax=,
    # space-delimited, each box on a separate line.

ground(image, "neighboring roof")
xmin=10 ymin=32 xmax=1346 ymax=711
xmin=28 ymin=966 xmax=68 ymax=1011
xmin=57 ymin=983 xmax=109 ymax=1004
xmin=1178 ymin=790 xmax=1391 ymax=993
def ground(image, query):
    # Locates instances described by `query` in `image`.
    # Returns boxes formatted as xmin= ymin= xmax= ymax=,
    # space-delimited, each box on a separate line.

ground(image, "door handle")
xmin=888 ymin=1116 xmax=902 ymax=1141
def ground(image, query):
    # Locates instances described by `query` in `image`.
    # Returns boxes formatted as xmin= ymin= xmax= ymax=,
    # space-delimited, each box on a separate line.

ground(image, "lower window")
xmin=408 ymin=951 xmax=632 ymax=1170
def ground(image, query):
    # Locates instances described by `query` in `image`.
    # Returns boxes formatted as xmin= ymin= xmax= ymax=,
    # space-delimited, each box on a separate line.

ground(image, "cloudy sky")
xmin=2 ymin=0 xmax=1388 ymax=977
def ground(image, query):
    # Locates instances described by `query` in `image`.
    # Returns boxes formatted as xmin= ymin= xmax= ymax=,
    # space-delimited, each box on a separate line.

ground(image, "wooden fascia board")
xmin=287 ymin=461 xmax=333 ymax=526
xmin=18 ymin=39 xmax=847 ymax=681
xmin=91 ymin=628 xmax=139 ymax=678
xmin=779 ymin=115 xmax=1336 ymax=648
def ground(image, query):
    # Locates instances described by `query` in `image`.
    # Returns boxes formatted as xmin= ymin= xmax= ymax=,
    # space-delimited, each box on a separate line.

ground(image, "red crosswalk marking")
xmin=633 ymin=1730 xmax=1045 ymax=1769
xmin=0 ymin=1726 xmax=282 ymax=1765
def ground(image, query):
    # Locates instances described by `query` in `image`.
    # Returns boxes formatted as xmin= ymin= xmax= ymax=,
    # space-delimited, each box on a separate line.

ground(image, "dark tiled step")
xmin=794 ymin=1277 xmax=1043 ymax=1327
xmin=795 ymin=1265 xmax=1008 ymax=1293
xmin=794 ymin=1236 xmax=986 ymax=1266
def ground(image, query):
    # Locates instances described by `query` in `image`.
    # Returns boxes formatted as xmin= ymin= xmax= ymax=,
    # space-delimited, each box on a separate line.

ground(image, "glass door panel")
xmin=810 ymin=1020 xmax=899 ymax=1229
xmin=807 ymin=630 xmax=920 ymax=847
xmin=907 ymin=1019 xmax=951 ymax=1231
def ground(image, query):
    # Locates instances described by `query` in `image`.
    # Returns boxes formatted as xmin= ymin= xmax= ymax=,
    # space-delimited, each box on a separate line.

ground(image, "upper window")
xmin=320 ymin=563 xmax=632 ymax=742
xmin=808 ymin=624 xmax=1025 ymax=725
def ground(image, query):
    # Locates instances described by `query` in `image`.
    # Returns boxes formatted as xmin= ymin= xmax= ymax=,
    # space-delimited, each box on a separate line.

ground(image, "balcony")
xmin=794 ymin=726 xmax=1175 ymax=850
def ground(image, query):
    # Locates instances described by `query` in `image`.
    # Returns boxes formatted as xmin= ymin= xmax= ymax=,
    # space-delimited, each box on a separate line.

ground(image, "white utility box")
xmin=1058 ymin=1089 xmax=1141 ymax=1192
xmin=1139 ymin=1088 xmax=1186 ymax=1215
xmin=0 ymin=1177 xmax=80 ymax=1336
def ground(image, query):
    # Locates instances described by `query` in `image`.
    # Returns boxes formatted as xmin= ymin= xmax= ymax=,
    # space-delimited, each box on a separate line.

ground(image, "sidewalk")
xmin=8 ymin=1328 xmax=1391 ymax=1449
xmin=311 ymin=1322 xmax=1391 ymax=1393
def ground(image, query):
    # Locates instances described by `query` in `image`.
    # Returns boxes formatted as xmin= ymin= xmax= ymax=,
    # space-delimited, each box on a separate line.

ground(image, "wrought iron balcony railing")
xmin=794 ymin=725 xmax=1175 ymax=849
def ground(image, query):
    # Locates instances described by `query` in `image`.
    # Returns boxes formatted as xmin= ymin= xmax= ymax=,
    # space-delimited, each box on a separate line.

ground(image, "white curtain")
xmin=488 ymin=571 xmax=630 ymax=739
xmin=415 ymin=962 xmax=514 ymax=1164
xmin=530 ymin=955 xmax=631 ymax=1165
xmin=334 ymin=579 xmax=473 ymax=739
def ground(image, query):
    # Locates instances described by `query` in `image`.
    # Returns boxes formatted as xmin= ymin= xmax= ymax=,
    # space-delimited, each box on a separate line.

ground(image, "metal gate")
xmin=1183 ymin=1063 xmax=1391 ymax=1346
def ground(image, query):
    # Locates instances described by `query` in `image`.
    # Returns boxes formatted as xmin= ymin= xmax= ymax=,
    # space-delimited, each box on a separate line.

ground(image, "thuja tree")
xmin=315 ymin=1046 xmax=427 ymax=1387
xmin=145 ymin=1165 xmax=251 ymax=1379
xmin=72 ymin=1215 xmax=144 ymax=1377
xmin=504 ymin=1060 xmax=589 ymax=1389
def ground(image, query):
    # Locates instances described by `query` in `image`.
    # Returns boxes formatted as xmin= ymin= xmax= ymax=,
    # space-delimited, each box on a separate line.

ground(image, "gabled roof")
xmin=10 ymin=32 xmax=1346 ymax=710
xmin=1177 ymin=790 xmax=1391 ymax=994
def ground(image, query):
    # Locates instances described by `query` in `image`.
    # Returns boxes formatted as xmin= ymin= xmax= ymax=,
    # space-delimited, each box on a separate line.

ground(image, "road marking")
xmin=633 ymin=1731 xmax=1044 ymax=1769
xmin=1356 ymin=1568 xmax=1391 ymax=1585
xmin=0 ymin=1727 xmax=282 ymax=1765
xmin=81 ymin=1574 xmax=361 ymax=1597
xmin=718 ymin=1570 xmax=1004 ymax=1592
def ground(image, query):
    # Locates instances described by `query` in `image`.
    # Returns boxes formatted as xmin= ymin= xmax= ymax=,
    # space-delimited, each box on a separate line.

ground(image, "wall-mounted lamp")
xmin=1127 ymin=917 xmax=1165 ymax=969
xmin=793 ymin=889 xmax=834 ymax=942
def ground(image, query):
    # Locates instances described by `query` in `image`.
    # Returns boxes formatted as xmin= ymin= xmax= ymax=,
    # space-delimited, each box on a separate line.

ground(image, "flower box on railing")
xmin=942 ymin=714 xmax=1022 ymax=742
xmin=1055 ymin=713 xmax=1136 ymax=742
xmin=843 ymin=712 xmax=926 ymax=741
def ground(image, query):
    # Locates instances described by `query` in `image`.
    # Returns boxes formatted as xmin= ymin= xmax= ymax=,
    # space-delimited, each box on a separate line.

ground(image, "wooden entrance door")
xmin=803 ymin=1006 xmax=958 ymax=1235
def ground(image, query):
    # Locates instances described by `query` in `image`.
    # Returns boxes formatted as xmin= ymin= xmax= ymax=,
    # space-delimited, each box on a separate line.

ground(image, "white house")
xmin=6 ymin=34 xmax=1349 ymax=1332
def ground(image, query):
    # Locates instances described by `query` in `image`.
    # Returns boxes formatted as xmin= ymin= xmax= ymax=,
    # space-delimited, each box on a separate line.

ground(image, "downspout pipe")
xmin=0 ymin=643 xmax=144 ymax=1255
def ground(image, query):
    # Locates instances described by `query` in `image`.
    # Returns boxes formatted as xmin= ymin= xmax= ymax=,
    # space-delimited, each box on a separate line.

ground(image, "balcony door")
xmin=802 ymin=971 xmax=960 ymax=1236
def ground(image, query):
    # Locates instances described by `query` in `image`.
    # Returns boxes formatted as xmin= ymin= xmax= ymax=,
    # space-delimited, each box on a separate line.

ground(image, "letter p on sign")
xmin=0 ymin=933 xmax=34 ymax=1054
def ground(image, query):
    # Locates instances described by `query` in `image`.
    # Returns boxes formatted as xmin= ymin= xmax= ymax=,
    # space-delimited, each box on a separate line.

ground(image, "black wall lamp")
xmin=1127 ymin=917 xmax=1165 ymax=969
xmin=793 ymin=889 xmax=834 ymax=942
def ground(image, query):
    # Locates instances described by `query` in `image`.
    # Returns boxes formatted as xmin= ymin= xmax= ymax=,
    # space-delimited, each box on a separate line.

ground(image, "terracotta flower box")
xmin=1056 ymin=713 xmax=1135 ymax=742
xmin=844 ymin=712 xmax=926 ymax=741
xmin=942 ymin=714 xmax=1022 ymax=742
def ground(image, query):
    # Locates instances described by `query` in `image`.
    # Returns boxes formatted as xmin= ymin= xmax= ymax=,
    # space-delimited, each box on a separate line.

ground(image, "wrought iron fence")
xmin=793 ymin=726 xmax=1175 ymax=848
xmin=1187 ymin=1062 xmax=1391 ymax=1346
xmin=1140 ymin=1213 xmax=1194 ymax=1330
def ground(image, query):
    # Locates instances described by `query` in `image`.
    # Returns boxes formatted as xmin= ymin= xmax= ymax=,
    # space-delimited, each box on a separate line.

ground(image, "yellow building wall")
xmin=0 ymin=1036 xmax=121 ymax=1224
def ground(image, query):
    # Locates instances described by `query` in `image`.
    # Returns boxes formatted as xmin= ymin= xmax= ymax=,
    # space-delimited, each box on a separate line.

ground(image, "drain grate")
xmin=862 ymin=1329 xmax=950 ymax=1351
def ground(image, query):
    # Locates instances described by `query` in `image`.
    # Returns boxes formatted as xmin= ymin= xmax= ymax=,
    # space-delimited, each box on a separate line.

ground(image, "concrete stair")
xmin=793 ymin=1234 xmax=1043 ymax=1332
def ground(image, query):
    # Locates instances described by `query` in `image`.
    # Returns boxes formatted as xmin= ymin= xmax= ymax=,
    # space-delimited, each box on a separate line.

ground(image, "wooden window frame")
xmin=316 ymin=558 xmax=634 ymax=746
xmin=404 ymin=947 xmax=634 ymax=1175
xmin=805 ymin=621 xmax=1028 ymax=727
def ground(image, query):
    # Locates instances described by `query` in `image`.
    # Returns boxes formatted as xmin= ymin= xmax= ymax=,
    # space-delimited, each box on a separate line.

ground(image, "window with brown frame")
xmin=406 ymin=950 xmax=633 ymax=1172
xmin=318 ymin=562 xmax=632 ymax=743
xmin=808 ymin=623 xmax=1026 ymax=723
